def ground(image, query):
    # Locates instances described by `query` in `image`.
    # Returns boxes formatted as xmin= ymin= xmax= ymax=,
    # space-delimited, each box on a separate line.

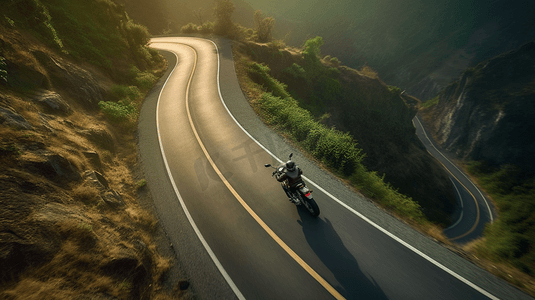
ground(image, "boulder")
xmin=83 ymin=170 xmax=109 ymax=189
xmin=82 ymin=151 xmax=103 ymax=171
xmin=82 ymin=170 xmax=124 ymax=208
xmin=47 ymin=154 xmax=82 ymax=182
xmin=101 ymin=190 xmax=124 ymax=208
xmin=32 ymin=90 xmax=73 ymax=115
xmin=32 ymin=50 xmax=105 ymax=110
xmin=3 ymin=59 xmax=50 ymax=90
xmin=79 ymin=128 xmax=115 ymax=153
xmin=0 ymin=106 xmax=32 ymax=130
xmin=22 ymin=153 xmax=82 ymax=183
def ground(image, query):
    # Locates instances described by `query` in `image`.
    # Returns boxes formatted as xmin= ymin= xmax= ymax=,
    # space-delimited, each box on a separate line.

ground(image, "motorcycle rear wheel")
xmin=302 ymin=197 xmax=320 ymax=217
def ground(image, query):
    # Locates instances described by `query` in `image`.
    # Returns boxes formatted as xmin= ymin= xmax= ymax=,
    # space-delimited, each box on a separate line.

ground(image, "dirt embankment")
xmin=0 ymin=28 xmax=190 ymax=299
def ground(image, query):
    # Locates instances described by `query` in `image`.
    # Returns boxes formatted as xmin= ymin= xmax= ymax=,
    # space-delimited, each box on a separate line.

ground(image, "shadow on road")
xmin=297 ymin=208 xmax=389 ymax=300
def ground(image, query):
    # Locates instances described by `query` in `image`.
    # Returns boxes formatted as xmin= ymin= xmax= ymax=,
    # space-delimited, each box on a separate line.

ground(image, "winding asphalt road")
xmin=413 ymin=116 xmax=496 ymax=244
xmin=137 ymin=37 xmax=533 ymax=300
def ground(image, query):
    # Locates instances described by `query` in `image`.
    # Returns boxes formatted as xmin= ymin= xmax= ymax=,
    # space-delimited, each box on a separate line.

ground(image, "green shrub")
xmin=136 ymin=179 xmax=147 ymax=188
xmin=248 ymin=63 xmax=290 ymax=99
xmin=126 ymin=66 xmax=157 ymax=91
xmin=259 ymin=92 xmax=363 ymax=175
xmin=421 ymin=96 xmax=439 ymax=108
xmin=98 ymin=100 xmax=138 ymax=123
xmin=181 ymin=23 xmax=198 ymax=34
xmin=109 ymin=85 xmax=141 ymax=102
xmin=125 ymin=20 xmax=150 ymax=47
xmin=4 ymin=15 xmax=15 ymax=27
xmin=135 ymin=72 xmax=157 ymax=91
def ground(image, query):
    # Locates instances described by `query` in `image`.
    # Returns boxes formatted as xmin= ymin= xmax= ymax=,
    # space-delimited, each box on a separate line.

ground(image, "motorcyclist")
xmin=275 ymin=160 xmax=304 ymax=202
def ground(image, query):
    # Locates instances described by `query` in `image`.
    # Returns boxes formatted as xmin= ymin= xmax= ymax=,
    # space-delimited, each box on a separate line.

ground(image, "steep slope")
xmin=246 ymin=0 xmax=535 ymax=101
xmin=236 ymin=41 xmax=457 ymax=225
xmin=0 ymin=1 xmax=181 ymax=299
xmin=420 ymin=41 xmax=535 ymax=280
xmin=420 ymin=41 xmax=535 ymax=170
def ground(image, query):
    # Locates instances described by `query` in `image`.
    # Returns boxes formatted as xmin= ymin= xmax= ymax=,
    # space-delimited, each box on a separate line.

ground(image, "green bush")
xmin=421 ymin=96 xmax=439 ymax=108
xmin=109 ymin=85 xmax=141 ymax=102
xmin=135 ymin=72 xmax=157 ymax=91
xmin=181 ymin=23 xmax=198 ymax=34
xmin=128 ymin=66 xmax=157 ymax=91
xmin=98 ymin=100 xmax=138 ymax=123
xmin=248 ymin=63 xmax=290 ymax=99
xmin=259 ymin=92 xmax=363 ymax=175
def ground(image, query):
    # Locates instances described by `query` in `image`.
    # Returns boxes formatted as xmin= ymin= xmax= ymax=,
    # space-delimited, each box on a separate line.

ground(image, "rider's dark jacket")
xmin=276 ymin=166 xmax=303 ymax=188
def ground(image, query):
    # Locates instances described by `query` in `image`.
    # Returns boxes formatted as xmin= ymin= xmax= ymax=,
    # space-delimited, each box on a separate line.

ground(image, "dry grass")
xmin=462 ymin=239 xmax=535 ymax=296
xmin=1 ymin=278 xmax=76 ymax=300
xmin=126 ymin=206 xmax=159 ymax=232
xmin=359 ymin=65 xmax=379 ymax=79
xmin=72 ymin=184 xmax=101 ymax=205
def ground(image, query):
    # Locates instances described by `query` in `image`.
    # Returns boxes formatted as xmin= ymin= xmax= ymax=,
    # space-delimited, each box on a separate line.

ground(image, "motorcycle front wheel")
xmin=302 ymin=197 xmax=320 ymax=217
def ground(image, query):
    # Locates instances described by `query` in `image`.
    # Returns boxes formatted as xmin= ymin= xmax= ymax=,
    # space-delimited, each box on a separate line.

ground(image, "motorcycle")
xmin=265 ymin=153 xmax=320 ymax=217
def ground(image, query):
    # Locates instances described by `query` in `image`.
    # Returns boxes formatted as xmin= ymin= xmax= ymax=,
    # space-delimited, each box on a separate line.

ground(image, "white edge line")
xmin=206 ymin=38 xmax=500 ymax=300
xmin=153 ymin=44 xmax=246 ymax=300
xmin=414 ymin=116 xmax=494 ymax=223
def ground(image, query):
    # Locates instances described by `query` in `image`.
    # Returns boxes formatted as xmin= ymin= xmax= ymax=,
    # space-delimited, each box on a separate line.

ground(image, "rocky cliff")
xmin=420 ymin=41 xmax=535 ymax=172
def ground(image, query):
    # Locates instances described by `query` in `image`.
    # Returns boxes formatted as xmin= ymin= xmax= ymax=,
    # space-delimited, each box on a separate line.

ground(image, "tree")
xmin=193 ymin=8 xmax=204 ymax=26
xmin=253 ymin=10 xmax=275 ymax=43
xmin=213 ymin=0 xmax=235 ymax=36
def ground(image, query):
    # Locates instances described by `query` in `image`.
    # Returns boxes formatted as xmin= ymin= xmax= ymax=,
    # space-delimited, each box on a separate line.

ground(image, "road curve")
xmin=413 ymin=115 xmax=496 ymax=244
xmin=138 ymin=36 xmax=533 ymax=300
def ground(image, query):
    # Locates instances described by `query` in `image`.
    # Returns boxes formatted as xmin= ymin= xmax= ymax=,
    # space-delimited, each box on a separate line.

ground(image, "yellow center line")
xmin=181 ymin=43 xmax=345 ymax=300
xmin=434 ymin=158 xmax=480 ymax=240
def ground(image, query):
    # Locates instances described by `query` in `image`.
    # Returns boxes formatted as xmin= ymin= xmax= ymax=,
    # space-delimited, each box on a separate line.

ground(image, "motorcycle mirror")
xmin=289 ymin=153 xmax=293 ymax=159
xmin=264 ymin=164 xmax=271 ymax=167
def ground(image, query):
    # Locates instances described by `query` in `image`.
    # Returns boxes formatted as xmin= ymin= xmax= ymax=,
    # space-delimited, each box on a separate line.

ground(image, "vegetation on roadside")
xmin=99 ymin=67 xmax=159 ymax=126
xmin=421 ymin=96 xmax=439 ymax=108
xmin=239 ymin=41 xmax=427 ymax=225
xmin=282 ymin=36 xmax=341 ymax=114
xmin=467 ymin=162 xmax=535 ymax=278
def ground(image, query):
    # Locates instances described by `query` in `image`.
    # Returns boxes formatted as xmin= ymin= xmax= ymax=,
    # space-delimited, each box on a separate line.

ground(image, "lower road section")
xmin=413 ymin=115 xmax=495 ymax=244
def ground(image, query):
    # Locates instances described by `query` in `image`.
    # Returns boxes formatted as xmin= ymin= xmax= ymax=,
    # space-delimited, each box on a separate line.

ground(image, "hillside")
xmin=246 ymin=0 xmax=535 ymax=101
xmin=420 ymin=41 xmax=535 ymax=284
xmin=0 ymin=1 xmax=184 ymax=299
xmin=232 ymin=39 xmax=457 ymax=225
xmin=420 ymin=42 xmax=535 ymax=170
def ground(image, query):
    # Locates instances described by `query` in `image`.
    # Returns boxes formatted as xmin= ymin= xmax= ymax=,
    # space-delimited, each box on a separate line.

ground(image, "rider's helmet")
xmin=286 ymin=161 xmax=296 ymax=172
